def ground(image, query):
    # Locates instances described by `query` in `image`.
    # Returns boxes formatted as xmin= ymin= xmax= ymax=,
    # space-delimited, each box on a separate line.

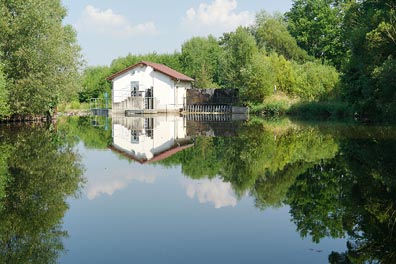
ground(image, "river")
xmin=0 ymin=115 xmax=395 ymax=263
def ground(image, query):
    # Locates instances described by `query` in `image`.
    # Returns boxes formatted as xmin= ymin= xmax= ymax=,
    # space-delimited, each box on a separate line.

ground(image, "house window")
xmin=144 ymin=118 xmax=154 ymax=139
xmin=131 ymin=81 xmax=139 ymax=97
xmin=131 ymin=130 xmax=139 ymax=143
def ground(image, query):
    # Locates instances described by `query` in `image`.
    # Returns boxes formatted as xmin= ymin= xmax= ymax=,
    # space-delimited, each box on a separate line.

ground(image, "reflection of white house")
xmin=110 ymin=115 xmax=193 ymax=163
xmin=107 ymin=61 xmax=194 ymax=114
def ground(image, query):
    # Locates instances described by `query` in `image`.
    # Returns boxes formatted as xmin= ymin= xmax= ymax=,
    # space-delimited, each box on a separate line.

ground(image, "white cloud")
xmin=76 ymin=5 xmax=157 ymax=37
xmin=86 ymin=170 xmax=157 ymax=200
xmin=182 ymin=0 xmax=254 ymax=33
xmin=183 ymin=178 xmax=237 ymax=209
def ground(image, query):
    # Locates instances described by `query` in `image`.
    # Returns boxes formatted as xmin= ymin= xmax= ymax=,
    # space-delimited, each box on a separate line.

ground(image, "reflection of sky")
xmin=80 ymin=142 xmax=161 ymax=200
xmin=62 ymin=141 xmax=347 ymax=264
xmin=81 ymin=142 xmax=237 ymax=209
xmin=183 ymin=178 xmax=237 ymax=208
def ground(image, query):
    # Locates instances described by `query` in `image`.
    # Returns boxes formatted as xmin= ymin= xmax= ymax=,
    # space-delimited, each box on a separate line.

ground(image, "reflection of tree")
xmin=160 ymin=122 xmax=339 ymax=206
xmin=161 ymin=120 xmax=396 ymax=262
xmin=287 ymin=135 xmax=396 ymax=263
xmin=0 ymin=125 xmax=84 ymax=263
xmin=57 ymin=116 xmax=112 ymax=149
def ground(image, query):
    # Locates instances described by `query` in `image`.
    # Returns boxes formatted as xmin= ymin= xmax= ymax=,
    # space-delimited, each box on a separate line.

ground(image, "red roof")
xmin=108 ymin=143 xmax=194 ymax=164
xmin=107 ymin=61 xmax=194 ymax=82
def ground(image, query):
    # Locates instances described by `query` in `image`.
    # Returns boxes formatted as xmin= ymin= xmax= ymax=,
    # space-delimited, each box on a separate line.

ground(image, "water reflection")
xmin=0 ymin=124 xmax=84 ymax=263
xmin=2 ymin=116 xmax=396 ymax=263
xmin=183 ymin=178 xmax=237 ymax=209
xmin=111 ymin=115 xmax=192 ymax=163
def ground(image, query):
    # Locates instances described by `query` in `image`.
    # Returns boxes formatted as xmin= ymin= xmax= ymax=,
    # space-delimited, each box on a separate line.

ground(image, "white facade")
xmin=111 ymin=64 xmax=192 ymax=113
xmin=112 ymin=115 xmax=189 ymax=162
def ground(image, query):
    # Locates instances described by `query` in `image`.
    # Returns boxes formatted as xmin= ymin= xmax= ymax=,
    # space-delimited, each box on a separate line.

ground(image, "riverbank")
xmin=248 ymin=94 xmax=354 ymax=121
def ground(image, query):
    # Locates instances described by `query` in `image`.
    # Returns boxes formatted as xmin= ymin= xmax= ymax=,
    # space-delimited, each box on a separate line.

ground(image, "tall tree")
xmin=0 ymin=0 xmax=82 ymax=119
xmin=253 ymin=11 xmax=311 ymax=63
xmin=342 ymin=0 xmax=396 ymax=120
xmin=286 ymin=0 xmax=348 ymax=69
xmin=180 ymin=36 xmax=223 ymax=88
xmin=219 ymin=27 xmax=258 ymax=88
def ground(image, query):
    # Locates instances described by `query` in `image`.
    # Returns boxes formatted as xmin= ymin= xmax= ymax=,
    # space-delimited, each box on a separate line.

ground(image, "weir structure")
xmin=183 ymin=88 xmax=248 ymax=115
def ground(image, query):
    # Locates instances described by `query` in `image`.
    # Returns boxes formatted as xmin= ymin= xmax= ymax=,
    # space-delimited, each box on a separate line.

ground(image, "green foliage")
xmin=219 ymin=27 xmax=259 ymax=88
xmin=0 ymin=62 xmax=10 ymax=118
xmin=342 ymin=1 xmax=396 ymax=121
xmin=80 ymin=66 xmax=111 ymax=102
xmin=253 ymin=11 xmax=312 ymax=63
xmin=286 ymin=0 xmax=348 ymax=69
xmin=240 ymin=52 xmax=275 ymax=102
xmin=180 ymin=36 xmax=223 ymax=88
xmin=293 ymin=61 xmax=340 ymax=100
xmin=0 ymin=0 xmax=82 ymax=118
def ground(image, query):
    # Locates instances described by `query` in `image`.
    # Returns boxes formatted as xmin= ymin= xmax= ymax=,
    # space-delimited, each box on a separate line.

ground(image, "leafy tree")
xmin=253 ymin=11 xmax=311 ymax=63
xmin=180 ymin=36 xmax=223 ymax=88
xmin=286 ymin=0 xmax=348 ymax=69
xmin=0 ymin=0 xmax=82 ymax=119
xmin=293 ymin=61 xmax=340 ymax=100
xmin=240 ymin=52 xmax=276 ymax=103
xmin=0 ymin=61 xmax=10 ymax=118
xmin=342 ymin=0 xmax=396 ymax=120
xmin=80 ymin=66 xmax=112 ymax=102
xmin=219 ymin=27 xmax=258 ymax=88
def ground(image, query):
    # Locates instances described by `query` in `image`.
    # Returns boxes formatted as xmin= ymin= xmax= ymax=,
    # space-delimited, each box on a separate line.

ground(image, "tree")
xmin=180 ymin=36 xmax=223 ymax=88
xmin=253 ymin=11 xmax=311 ymax=63
xmin=80 ymin=66 xmax=112 ymax=102
xmin=286 ymin=0 xmax=348 ymax=69
xmin=342 ymin=0 xmax=396 ymax=120
xmin=219 ymin=27 xmax=258 ymax=88
xmin=0 ymin=60 xmax=10 ymax=118
xmin=0 ymin=0 xmax=82 ymax=119
xmin=240 ymin=52 xmax=276 ymax=103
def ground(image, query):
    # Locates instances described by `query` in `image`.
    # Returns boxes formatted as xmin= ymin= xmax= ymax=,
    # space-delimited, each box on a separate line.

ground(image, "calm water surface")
xmin=0 ymin=115 xmax=395 ymax=263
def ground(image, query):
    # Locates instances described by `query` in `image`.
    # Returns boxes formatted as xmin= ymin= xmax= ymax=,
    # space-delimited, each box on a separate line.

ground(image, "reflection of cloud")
xmin=182 ymin=0 xmax=254 ymax=33
xmin=183 ymin=178 xmax=237 ymax=208
xmin=76 ymin=5 xmax=157 ymax=37
xmin=86 ymin=171 xmax=157 ymax=200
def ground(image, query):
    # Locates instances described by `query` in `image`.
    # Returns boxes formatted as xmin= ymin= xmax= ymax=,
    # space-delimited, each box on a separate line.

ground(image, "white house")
xmin=107 ymin=61 xmax=194 ymax=114
xmin=110 ymin=115 xmax=193 ymax=163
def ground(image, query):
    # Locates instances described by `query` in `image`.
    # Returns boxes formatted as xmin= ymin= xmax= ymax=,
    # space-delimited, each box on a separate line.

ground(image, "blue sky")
xmin=62 ymin=0 xmax=293 ymax=66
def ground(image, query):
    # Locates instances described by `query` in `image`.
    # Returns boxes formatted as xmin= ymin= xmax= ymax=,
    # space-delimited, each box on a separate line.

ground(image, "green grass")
xmin=57 ymin=101 xmax=90 ymax=112
xmin=249 ymin=93 xmax=299 ymax=116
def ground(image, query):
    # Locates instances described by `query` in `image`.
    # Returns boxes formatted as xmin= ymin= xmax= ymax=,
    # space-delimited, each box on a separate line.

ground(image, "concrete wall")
xmin=186 ymin=88 xmax=239 ymax=105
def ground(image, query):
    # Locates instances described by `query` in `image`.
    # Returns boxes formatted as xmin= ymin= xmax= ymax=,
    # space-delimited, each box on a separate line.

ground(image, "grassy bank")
xmin=248 ymin=94 xmax=353 ymax=120
xmin=57 ymin=101 xmax=90 ymax=113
